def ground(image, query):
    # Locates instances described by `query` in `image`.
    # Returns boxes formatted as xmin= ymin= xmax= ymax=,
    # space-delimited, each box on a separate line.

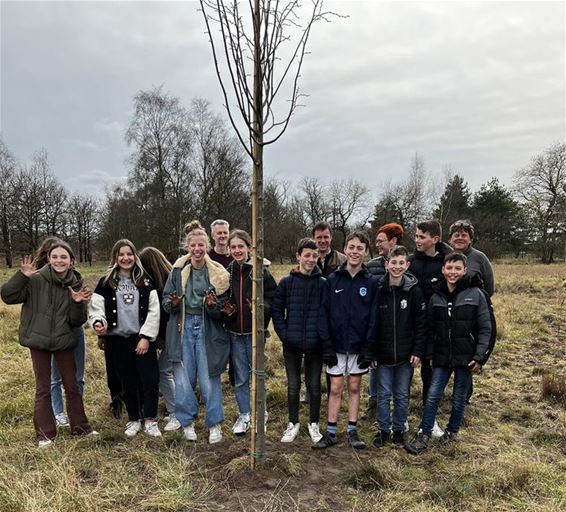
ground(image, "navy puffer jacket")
xmin=271 ymin=266 xmax=326 ymax=353
xmin=374 ymin=273 xmax=427 ymax=364
xmin=318 ymin=264 xmax=379 ymax=354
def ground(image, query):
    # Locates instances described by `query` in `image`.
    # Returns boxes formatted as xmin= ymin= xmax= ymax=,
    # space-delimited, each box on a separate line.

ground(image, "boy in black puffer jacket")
xmin=272 ymin=238 xmax=327 ymax=444
xmin=371 ymin=246 xmax=427 ymax=449
xmin=405 ymin=252 xmax=492 ymax=455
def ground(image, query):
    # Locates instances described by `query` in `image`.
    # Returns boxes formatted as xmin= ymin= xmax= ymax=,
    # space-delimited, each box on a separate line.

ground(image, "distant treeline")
xmin=1 ymin=87 xmax=565 ymax=266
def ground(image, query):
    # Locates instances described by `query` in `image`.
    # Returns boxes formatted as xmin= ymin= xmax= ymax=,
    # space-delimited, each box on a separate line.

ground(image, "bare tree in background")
xmin=330 ymin=177 xmax=370 ymax=245
xmin=300 ymin=176 xmax=331 ymax=227
xmin=0 ymin=138 xmax=18 ymax=267
xmin=514 ymin=142 xmax=566 ymax=263
xmin=199 ymin=0 xmax=335 ymax=466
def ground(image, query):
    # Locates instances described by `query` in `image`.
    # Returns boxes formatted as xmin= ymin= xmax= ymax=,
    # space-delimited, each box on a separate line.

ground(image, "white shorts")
xmin=326 ymin=353 xmax=368 ymax=377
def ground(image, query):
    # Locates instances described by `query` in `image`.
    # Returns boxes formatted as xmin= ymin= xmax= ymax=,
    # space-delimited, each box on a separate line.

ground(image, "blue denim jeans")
xmin=419 ymin=366 xmax=472 ymax=436
xmin=229 ymin=332 xmax=253 ymax=415
xmin=51 ymin=328 xmax=85 ymax=416
xmin=376 ymin=362 xmax=413 ymax=432
xmin=173 ymin=314 xmax=224 ymax=428
xmin=368 ymin=367 xmax=378 ymax=401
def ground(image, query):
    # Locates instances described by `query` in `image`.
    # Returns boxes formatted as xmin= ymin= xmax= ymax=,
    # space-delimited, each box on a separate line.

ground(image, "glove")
xmin=322 ymin=339 xmax=338 ymax=368
xmin=357 ymin=354 xmax=372 ymax=370
xmin=221 ymin=299 xmax=237 ymax=319
xmin=203 ymin=288 xmax=217 ymax=308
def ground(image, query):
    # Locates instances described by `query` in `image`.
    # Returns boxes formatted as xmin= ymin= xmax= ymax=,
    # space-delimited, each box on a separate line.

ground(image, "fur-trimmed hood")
xmin=172 ymin=253 xmax=229 ymax=296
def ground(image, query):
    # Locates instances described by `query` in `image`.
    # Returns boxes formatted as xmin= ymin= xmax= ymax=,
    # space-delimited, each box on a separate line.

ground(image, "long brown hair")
xmin=33 ymin=236 xmax=63 ymax=269
xmin=103 ymin=239 xmax=147 ymax=288
xmin=139 ymin=247 xmax=172 ymax=296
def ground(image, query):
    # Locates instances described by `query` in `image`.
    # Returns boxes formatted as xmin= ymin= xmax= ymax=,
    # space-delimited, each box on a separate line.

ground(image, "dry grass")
xmin=1 ymin=262 xmax=566 ymax=511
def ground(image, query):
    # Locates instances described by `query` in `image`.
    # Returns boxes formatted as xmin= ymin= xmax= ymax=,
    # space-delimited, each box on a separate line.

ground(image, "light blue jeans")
xmin=229 ymin=332 xmax=253 ymax=415
xmin=376 ymin=362 xmax=413 ymax=432
xmin=173 ymin=314 xmax=224 ymax=428
xmin=51 ymin=328 xmax=85 ymax=416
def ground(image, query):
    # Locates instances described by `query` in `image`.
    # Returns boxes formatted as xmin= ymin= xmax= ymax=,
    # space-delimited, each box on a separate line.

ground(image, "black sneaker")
xmin=404 ymin=433 xmax=430 ymax=455
xmin=439 ymin=430 xmax=457 ymax=446
xmin=347 ymin=430 xmax=366 ymax=450
xmin=361 ymin=399 xmax=377 ymax=420
xmin=392 ymin=431 xmax=405 ymax=447
xmin=372 ymin=430 xmax=390 ymax=448
xmin=312 ymin=431 xmax=338 ymax=450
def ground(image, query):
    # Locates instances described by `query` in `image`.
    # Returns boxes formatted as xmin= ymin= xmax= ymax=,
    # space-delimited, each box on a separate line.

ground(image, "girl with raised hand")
xmin=224 ymin=229 xmax=276 ymax=436
xmin=89 ymin=239 xmax=161 ymax=438
xmin=32 ymin=236 xmax=87 ymax=429
xmin=1 ymin=240 xmax=96 ymax=447
xmin=163 ymin=220 xmax=230 ymax=444
xmin=139 ymin=246 xmax=180 ymax=432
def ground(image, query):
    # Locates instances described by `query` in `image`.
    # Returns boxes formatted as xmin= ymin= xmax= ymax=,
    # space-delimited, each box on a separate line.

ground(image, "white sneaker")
xmin=38 ymin=438 xmax=53 ymax=448
xmin=183 ymin=424 xmax=197 ymax=441
xmin=431 ymin=421 xmax=444 ymax=438
xmin=164 ymin=415 xmax=181 ymax=432
xmin=308 ymin=422 xmax=323 ymax=443
xmin=55 ymin=413 xmax=69 ymax=427
xmin=404 ymin=421 xmax=410 ymax=433
xmin=280 ymin=422 xmax=300 ymax=443
xmin=124 ymin=420 xmax=142 ymax=437
xmin=144 ymin=420 xmax=162 ymax=437
xmin=232 ymin=413 xmax=250 ymax=435
xmin=418 ymin=421 xmax=444 ymax=438
xmin=209 ymin=424 xmax=222 ymax=444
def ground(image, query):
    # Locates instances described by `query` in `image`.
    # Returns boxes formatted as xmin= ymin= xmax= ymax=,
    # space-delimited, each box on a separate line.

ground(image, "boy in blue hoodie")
xmin=313 ymin=231 xmax=379 ymax=450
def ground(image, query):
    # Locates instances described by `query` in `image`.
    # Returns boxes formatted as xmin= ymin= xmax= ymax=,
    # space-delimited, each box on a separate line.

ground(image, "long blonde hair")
xmin=103 ymin=239 xmax=148 ymax=288
xmin=139 ymin=246 xmax=172 ymax=296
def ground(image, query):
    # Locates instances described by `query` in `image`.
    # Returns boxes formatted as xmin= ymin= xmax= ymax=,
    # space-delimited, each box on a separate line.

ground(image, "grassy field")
xmin=0 ymin=262 xmax=565 ymax=512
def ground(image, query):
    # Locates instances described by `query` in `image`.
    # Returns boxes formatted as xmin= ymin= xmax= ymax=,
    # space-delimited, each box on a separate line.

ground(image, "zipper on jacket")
xmin=239 ymin=269 xmax=244 ymax=333
xmin=393 ymin=287 xmax=397 ymax=364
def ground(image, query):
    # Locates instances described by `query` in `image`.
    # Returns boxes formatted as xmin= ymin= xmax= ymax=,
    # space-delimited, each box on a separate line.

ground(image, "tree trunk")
xmin=250 ymin=0 xmax=266 ymax=470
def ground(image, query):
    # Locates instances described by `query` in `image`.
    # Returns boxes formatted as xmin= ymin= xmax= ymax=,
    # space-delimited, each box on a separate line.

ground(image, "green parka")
xmin=1 ymin=266 xmax=87 ymax=351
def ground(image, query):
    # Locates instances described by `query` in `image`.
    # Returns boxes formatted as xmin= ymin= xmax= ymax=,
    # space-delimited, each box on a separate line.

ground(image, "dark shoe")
xmin=404 ymin=433 xmax=430 ymax=455
xmin=110 ymin=396 xmax=123 ymax=419
xmin=361 ymin=399 xmax=377 ymax=420
xmin=439 ymin=430 xmax=457 ymax=446
xmin=347 ymin=430 xmax=366 ymax=450
xmin=392 ymin=431 xmax=405 ymax=447
xmin=312 ymin=431 xmax=338 ymax=450
xmin=372 ymin=430 xmax=390 ymax=448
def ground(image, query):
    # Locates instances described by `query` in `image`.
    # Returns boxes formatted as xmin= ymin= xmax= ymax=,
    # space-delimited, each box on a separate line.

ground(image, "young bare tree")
xmin=199 ymin=0 xmax=334 ymax=466
xmin=330 ymin=177 xmax=371 ymax=246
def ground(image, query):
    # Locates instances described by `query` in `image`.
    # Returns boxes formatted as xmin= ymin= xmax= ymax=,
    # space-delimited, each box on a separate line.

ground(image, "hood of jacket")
xmin=380 ymin=271 xmax=418 ymax=292
xmin=39 ymin=264 xmax=83 ymax=289
xmin=289 ymin=265 xmax=323 ymax=279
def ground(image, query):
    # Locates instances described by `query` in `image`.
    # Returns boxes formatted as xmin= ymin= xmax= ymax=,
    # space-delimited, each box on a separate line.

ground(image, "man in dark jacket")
xmin=312 ymin=221 xmax=347 ymax=278
xmin=313 ymin=231 xmax=379 ymax=450
xmin=405 ymin=252 xmax=492 ymax=454
xmin=272 ymin=238 xmax=327 ymax=444
xmin=408 ymin=219 xmax=453 ymax=438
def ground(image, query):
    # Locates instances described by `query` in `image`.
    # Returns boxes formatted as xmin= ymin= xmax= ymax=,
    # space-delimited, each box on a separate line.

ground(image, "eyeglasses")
xmin=375 ymin=238 xmax=389 ymax=245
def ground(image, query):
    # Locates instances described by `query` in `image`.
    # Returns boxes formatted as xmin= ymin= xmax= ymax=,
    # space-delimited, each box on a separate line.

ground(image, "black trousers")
xmin=283 ymin=347 xmax=323 ymax=424
xmin=106 ymin=335 xmax=159 ymax=421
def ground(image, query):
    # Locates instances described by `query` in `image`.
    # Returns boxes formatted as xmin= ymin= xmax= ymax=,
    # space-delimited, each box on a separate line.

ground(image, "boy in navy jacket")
xmin=272 ymin=238 xmax=327 ymax=444
xmin=313 ymin=231 xmax=379 ymax=450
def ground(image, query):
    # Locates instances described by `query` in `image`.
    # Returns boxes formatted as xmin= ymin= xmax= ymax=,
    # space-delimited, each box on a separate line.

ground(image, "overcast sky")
xmin=1 ymin=0 xmax=564 ymax=200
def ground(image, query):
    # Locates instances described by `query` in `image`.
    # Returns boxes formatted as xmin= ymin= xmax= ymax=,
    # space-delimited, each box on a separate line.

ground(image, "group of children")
xmin=1 ymin=218 xmax=494 ymax=454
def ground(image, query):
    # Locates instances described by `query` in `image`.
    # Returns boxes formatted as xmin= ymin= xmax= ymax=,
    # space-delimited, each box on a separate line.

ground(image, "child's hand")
xmin=69 ymin=286 xmax=93 ymax=303
xmin=204 ymin=289 xmax=217 ymax=308
xmin=136 ymin=337 xmax=149 ymax=355
xmin=93 ymin=321 xmax=107 ymax=336
xmin=410 ymin=355 xmax=421 ymax=368
xmin=468 ymin=360 xmax=482 ymax=373
xmin=167 ymin=292 xmax=185 ymax=307
xmin=20 ymin=255 xmax=36 ymax=277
